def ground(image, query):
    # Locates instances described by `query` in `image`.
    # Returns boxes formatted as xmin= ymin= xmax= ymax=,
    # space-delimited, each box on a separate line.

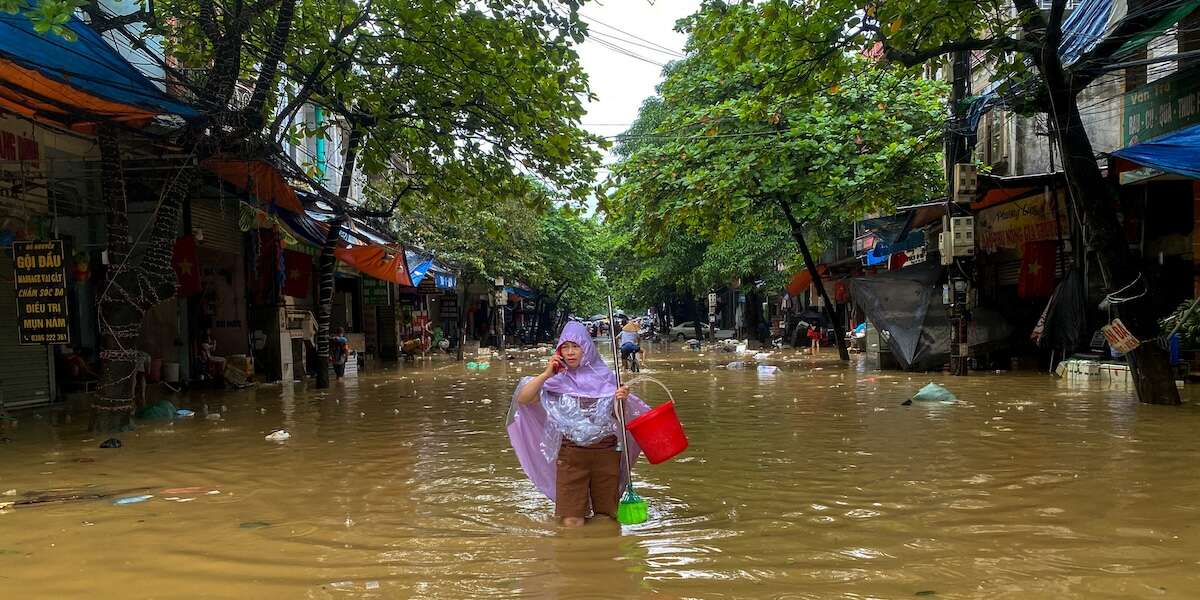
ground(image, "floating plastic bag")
xmin=907 ymin=383 xmax=957 ymax=404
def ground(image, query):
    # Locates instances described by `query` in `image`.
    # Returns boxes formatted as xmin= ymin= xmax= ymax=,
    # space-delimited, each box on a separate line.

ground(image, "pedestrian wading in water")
xmin=508 ymin=322 xmax=650 ymax=527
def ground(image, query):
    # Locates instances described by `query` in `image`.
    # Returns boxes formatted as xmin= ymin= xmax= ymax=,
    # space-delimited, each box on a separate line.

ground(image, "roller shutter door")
xmin=0 ymin=254 xmax=52 ymax=410
xmin=191 ymin=199 xmax=241 ymax=255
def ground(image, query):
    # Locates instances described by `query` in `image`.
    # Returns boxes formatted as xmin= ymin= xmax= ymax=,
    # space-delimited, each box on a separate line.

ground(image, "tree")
xmin=290 ymin=2 xmax=602 ymax=385
xmin=688 ymin=0 xmax=1183 ymax=404
xmin=605 ymin=21 xmax=946 ymax=358
xmin=86 ymin=0 xmax=342 ymax=430
xmin=16 ymin=0 xmax=604 ymax=425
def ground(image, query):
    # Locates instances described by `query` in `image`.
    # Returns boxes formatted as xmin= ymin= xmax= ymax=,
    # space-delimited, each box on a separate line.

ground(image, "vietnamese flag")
xmin=1018 ymin=240 xmax=1057 ymax=298
xmin=282 ymin=250 xmax=312 ymax=298
xmin=171 ymin=234 xmax=202 ymax=297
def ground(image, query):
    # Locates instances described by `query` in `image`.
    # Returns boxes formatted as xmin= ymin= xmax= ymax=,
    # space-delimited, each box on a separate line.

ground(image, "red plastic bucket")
xmin=626 ymin=400 xmax=688 ymax=464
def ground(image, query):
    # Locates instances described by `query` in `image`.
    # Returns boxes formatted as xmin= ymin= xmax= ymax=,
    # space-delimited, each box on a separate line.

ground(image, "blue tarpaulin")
xmin=1058 ymin=0 xmax=1116 ymax=67
xmin=409 ymin=258 xmax=434 ymax=286
xmin=505 ymin=286 xmax=536 ymax=300
xmin=1111 ymin=124 xmax=1200 ymax=180
xmin=966 ymin=0 xmax=1197 ymax=132
xmin=0 ymin=2 xmax=198 ymax=121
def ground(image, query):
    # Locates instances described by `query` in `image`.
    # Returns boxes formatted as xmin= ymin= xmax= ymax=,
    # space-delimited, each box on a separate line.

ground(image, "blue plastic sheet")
xmin=1111 ymin=124 xmax=1200 ymax=180
xmin=0 ymin=2 xmax=197 ymax=119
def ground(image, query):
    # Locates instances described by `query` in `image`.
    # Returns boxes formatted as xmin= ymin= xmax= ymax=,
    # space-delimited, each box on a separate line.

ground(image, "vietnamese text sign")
xmin=1123 ymin=67 xmax=1200 ymax=146
xmin=362 ymin=276 xmax=390 ymax=306
xmin=439 ymin=292 xmax=458 ymax=318
xmin=12 ymin=240 xmax=69 ymax=345
xmin=976 ymin=190 xmax=1068 ymax=252
xmin=1102 ymin=318 xmax=1141 ymax=354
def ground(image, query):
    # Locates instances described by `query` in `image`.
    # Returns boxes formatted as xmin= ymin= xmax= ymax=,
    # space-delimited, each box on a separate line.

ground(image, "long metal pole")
xmin=607 ymin=296 xmax=632 ymax=480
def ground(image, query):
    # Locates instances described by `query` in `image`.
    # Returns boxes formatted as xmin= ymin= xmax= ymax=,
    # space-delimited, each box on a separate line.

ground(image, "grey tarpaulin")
xmin=850 ymin=262 xmax=1013 ymax=370
xmin=1035 ymin=270 xmax=1088 ymax=353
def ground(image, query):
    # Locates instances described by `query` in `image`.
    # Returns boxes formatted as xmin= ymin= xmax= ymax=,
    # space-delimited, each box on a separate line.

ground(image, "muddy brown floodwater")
xmin=3 ymin=346 xmax=1200 ymax=599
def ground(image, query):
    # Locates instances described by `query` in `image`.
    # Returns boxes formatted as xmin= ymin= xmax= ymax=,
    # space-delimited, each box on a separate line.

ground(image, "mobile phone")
xmin=552 ymin=348 xmax=565 ymax=373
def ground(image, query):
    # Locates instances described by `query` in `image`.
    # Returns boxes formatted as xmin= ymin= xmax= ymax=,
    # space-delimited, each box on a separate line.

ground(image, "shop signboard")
xmin=362 ymin=276 xmax=390 ymax=306
xmin=440 ymin=292 xmax=459 ymax=318
xmin=434 ymin=272 xmax=457 ymax=290
xmin=1123 ymin=67 xmax=1200 ymax=146
xmin=1102 ymin=318 xmax=1141 ymax=354
xmin=975 ymin=189 xmax=1068 ymax=252
xmin=12 ymin=240 xmax=69 ymax=345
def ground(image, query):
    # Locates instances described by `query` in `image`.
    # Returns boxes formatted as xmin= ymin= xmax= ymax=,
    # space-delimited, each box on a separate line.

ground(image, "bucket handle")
xmin=623 ymin=375 xmax=675 ymax=406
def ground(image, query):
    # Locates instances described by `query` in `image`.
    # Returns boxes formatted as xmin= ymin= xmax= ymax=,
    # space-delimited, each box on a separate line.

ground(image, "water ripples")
xmin=3 ymin=350 xmax=1200 ymax=598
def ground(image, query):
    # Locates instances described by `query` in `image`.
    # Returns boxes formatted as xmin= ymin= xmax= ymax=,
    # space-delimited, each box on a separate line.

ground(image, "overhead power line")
xmin=579 ymin=12 xmax=685 ymax=58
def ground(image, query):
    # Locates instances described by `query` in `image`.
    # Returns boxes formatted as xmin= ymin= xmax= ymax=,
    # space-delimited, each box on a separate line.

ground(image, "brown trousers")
xmin=555 ymin=436 xmax=621 ymax=519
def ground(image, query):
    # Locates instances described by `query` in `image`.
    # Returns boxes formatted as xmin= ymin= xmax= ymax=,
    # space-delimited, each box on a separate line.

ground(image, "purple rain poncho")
xmin=506 ymin=322 xmax=650 ymax=501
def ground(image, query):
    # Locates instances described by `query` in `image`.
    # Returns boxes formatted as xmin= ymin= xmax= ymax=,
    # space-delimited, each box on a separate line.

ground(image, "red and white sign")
xmin=1102 ymin=319 xmax=1141 ymax=354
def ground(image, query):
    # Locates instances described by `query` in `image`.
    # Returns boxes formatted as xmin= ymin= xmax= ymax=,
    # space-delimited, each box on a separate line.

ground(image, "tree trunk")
xmin=1040 ymin=47 xmax=1180 ymax=404
xmin=246 ymin=0 xmax=296 ymax=118
xmin=313 ymin=218 xmax=342 ymax=389
xmin=778 ymin=199 xmax=850 ymax=361
xmin=91 ymin=128 xmax=194 ymax=431
xmin=312 ymin=124 xmax=363 ymax=388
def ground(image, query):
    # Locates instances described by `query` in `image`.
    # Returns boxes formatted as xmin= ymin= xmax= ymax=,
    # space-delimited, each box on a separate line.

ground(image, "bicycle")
xmin=621 ymin=345 xmax=641 ymax=373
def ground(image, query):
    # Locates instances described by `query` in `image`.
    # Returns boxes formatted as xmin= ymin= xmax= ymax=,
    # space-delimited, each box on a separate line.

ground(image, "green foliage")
xmin=386 ymin=181 xmax=605 ymax=316
xmin=4 ymin=0 xmax=82 ymax=40
xmin=1162 ymin=300 xmax=1200 ymax=348
xmin=602 ymin=3 xmax=946 ymax=307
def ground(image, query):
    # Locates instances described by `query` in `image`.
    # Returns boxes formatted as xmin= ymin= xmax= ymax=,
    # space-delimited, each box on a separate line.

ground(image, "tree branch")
xmin=246 ymin=0 xmax=296 ymax=118
xmin=80 ymin=6 xmax=150 ymax=32
xmin=884 ymin=35 xmax=1040 ymax=67
xmin=197 ymin=0 xmax=221 ymax=43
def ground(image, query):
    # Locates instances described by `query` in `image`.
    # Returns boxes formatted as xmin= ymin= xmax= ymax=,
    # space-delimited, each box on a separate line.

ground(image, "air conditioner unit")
xmin=953 ymin=163 xmax=978 ymax=203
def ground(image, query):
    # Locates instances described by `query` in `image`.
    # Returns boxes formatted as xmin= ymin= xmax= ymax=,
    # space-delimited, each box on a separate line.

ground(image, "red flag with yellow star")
xmin=281 ymin=249 xmax=312 ymax=298
xmin=171 ymin=234 xmax=202 ymax=297
xmin=1018 ymin=240 xmax=1056 ymax=298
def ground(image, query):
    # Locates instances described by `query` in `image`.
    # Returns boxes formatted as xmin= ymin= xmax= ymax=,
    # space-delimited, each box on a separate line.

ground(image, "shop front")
xmin=1 ymin=115 xmax=89 ymax=409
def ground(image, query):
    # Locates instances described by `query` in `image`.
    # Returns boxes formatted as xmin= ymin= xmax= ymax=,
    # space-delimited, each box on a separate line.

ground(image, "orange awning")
xmin=335 ymin=245 xmax=413 ymax=286
xmin=202 ymin=158 xmax=305 ymax=214
xmin=971 ymin=186 xmax=1039 ymax=211
xmin=785 ymin=265 xmax=830 ymax=297
xmin=0 ymin=58 xmax=158 ymax=132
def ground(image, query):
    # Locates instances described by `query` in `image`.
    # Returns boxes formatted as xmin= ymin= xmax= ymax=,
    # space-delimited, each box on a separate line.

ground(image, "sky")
xmin=574 ymin=0 xmax=702 ymax=175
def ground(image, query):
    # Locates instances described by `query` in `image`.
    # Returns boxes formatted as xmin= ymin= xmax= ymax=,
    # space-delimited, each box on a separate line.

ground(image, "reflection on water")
xmin=3 ymin=348 xmax=1200 ymax=599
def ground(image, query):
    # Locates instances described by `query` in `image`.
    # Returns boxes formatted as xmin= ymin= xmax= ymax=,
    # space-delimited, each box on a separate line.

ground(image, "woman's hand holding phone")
xmin=544 ymin=350 xmax=566 ymax=377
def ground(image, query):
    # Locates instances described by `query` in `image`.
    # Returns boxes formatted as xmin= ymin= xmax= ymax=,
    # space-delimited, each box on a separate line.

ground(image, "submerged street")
xmin=4 ymin=347 xmax=1200 ymax=599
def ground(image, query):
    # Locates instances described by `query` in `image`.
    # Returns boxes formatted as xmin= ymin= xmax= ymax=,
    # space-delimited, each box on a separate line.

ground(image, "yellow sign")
xmin=976 ymin=190 xmax=1067 ymax=252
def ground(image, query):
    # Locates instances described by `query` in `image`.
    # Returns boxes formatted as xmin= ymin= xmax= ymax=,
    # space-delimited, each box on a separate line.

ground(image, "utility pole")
xmin=946 ymin=50 xmax=973 ymax=377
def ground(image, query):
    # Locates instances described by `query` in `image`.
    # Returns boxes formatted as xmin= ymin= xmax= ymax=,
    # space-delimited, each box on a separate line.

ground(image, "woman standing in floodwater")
xmin=508 ymin=322 xmax=649 ymax=527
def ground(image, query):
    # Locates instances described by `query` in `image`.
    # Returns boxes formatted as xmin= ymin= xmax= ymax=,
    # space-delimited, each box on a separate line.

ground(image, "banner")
xmin=12 ymin=240 xmax=69 ymax=345
xmin=1017 ymin=240 xmax=1057 ymax=298
xmin=171 ymin=234 xmax=202 ymax=297
xmin=281 ymin=249 xmax=312 ymax=298
xmin=976 ymin=191 xmax=1067 ymax=252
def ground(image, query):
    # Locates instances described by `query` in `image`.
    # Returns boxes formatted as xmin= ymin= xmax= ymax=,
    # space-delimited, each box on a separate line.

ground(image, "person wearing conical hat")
xmin=618 ymin=320 xmax=643 ymax=371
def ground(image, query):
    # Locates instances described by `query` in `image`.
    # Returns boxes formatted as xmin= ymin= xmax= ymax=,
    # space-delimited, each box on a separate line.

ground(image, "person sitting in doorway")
xmin=198 ymin=329 xmax=227 ymax=381
xmin=61 ymin=346 xmax=100 ymax=380
xmin=331 ymin=327 xmax=351 ymax=379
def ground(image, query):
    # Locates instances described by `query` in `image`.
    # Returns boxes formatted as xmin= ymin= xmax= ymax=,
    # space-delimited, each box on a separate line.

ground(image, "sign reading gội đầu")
xmin=12 ymin=240 xmax=70 ymax=345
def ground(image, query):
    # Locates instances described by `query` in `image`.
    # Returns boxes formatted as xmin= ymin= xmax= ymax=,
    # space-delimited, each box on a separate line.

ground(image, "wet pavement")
xmin=3 ymin=346 xmax=1200 ymax=599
